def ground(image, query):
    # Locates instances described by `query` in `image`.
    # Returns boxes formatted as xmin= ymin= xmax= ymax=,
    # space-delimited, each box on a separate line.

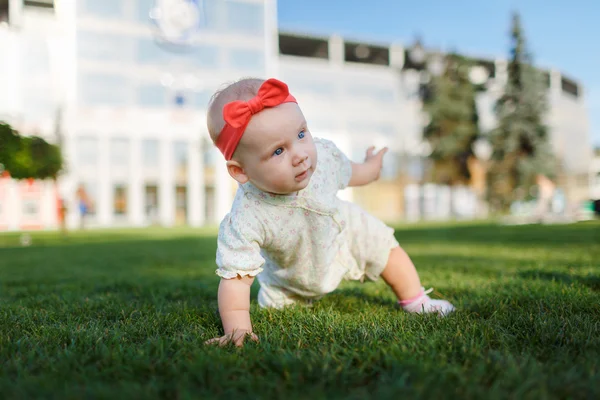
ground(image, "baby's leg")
xmin=379 ymin=246 xmax=423 ymax=300
xmin=380 ymin=246 xmax=455 ymax=315
xmin=338 ymin=200 xmax=454 ymax=315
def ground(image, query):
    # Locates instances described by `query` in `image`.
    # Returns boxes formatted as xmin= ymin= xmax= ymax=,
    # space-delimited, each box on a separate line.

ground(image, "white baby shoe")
xmin=399 ymin=287 xmax=455 ymax=316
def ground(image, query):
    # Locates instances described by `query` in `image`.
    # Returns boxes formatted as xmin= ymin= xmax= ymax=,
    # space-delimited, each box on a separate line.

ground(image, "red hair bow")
xmin=215 ymin=78 xmax=297 ymax=160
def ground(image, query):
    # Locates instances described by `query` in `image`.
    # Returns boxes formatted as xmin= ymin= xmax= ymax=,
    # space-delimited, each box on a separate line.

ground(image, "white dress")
xmin=215 ymin=138 xmax=399 ymax=308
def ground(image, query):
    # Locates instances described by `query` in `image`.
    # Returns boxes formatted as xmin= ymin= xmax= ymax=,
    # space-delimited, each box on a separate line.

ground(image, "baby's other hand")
xmin=205 ymin=329 xmax=259 ymax=347
xmin=364 ymin=146 xmax=388 ymax=178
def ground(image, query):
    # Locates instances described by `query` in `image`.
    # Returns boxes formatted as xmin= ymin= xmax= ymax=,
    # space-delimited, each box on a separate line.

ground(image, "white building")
xmin=591 ymin=151 xmax=600 ymax=201
xmin=1 ymin=0 xmax=276 ymax=230
xmin=0 ymin=0 xmax=594 ymax=231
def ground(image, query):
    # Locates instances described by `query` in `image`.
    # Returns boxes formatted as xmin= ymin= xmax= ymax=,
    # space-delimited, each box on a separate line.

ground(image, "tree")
xmin=487 ymin=12 xmax=555 ymax=211
xmin=422 ymin=54 xmax=481 ymax=185
xmin=0 ymin=122 xmax=63 ymax=180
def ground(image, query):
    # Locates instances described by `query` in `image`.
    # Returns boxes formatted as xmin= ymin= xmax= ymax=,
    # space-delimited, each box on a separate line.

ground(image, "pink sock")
xmin=398 ymin=289 xmax=426 ymax=306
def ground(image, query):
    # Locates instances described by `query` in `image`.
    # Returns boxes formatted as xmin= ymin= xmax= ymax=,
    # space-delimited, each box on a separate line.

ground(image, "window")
xmin=561 ymin=76 xmax=579 ymax=98
xmin=191 ymin=45 xmax=219 ymax=68
xmin=175 ymin=185 xmax=187 ymax=225
xmin=345 ymin=84 xmax=395 ymax=102
xmin=22 ymin=199 xmax=39 ymax=216
xmin=279 ymin=34 xmax=328 ymax=59
xmin=77 ymin=182 xmax=97 ymax=216
xmin=142 ymin=139 xmax=159 ymax=167
xmin=1 ymin=1 xmax=9 ymax=24
xmin=77 ymin=31 xmax=130 ymax=62
xmin=285 ymin=76 xmax=335 ymax=96
xmin=110 ymin=138 xmax=130 ymax=167
xmin=144 ymin=184 xmax=158 ymax=220
xmin=113 ymin=184 xmax=128 ymax=216
xmin=137 ymin=85 xmax=167 ymax=107
xmin=174 ymin=141 xmax=188 ymax=174
xmin=136 ymin=39 xmax=218 ymax=68
xmin=473 ymin=59 xmax=496 ymax=79
xmin=344 ymin=42 xmax=389 ymax=66
xmin=79 ymin=73 xmax=129 ymax=106
xmin=80 ymin=0 xmax=122 ymax=18
xmin=228 ymin=48 xmax=264 ymax=72
xmin=24 ymin=1 xmax=54 ymax=10
xmin=136 ymin=38 xmax=170 ymax=64
xmin=76 ymin=136 xmax=98 ymax=167
xmin=136 ymin=0 xmax=153 ymax=22
xmin=224 ymin=1 xmax=264 ymax=35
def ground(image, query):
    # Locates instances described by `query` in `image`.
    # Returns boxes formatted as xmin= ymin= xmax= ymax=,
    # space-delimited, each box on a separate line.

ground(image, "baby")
xmin=205 ymin=78 xmax=455 ymax=347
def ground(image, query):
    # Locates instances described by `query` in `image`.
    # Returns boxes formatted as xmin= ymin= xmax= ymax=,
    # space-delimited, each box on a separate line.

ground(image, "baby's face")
xmin=236 ymin=103 xmax=317 ymax=195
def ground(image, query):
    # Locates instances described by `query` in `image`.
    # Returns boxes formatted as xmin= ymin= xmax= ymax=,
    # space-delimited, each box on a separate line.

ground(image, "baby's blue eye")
xmin=298 ymin=131 xmax=305 ymax=139
xmin=273 ymin=148 xmax=283 ymax=156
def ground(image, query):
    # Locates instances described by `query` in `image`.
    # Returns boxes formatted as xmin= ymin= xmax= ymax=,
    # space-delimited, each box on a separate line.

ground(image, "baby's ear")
xmin=226 ymin=160 xmax=249 ymax=184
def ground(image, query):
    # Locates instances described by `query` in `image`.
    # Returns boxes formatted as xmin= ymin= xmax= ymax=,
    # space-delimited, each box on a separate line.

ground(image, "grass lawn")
xmin=0 ymin=222 xmax=599 ymax=399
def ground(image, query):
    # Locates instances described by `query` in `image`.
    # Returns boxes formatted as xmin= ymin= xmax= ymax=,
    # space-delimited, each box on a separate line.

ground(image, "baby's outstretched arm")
xmin=348 ymin=146 xmax=388 ymax=187
xmin=205 ymin=275 xmax=258 ymax=347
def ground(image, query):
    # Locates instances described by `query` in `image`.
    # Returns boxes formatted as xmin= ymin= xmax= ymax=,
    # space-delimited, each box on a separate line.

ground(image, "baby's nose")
xmin=293 ymin=152 xmax=308 ymax=166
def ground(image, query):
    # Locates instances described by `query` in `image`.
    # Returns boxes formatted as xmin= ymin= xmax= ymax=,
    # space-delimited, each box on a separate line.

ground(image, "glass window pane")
xmin=110 ymin=138 xmax=130 ymax=166
xmin=136 ymin=38 xmax=170 ymax=64
xmin=142 ymin=139 xmax=159 ymax=167
xmin=77 ymin=31 xmax=130 ymax=62
xmin=144 ymin=184 xmax=159 ymax=219
xmin=76 ymin=136 xmax=98 ymax=166
xmin=77 ymin=182 xmax=97 ymax=216
xmin=137 ymin=85 xmax=167 ymax=107
xmin=224 ymin=1 xmax=264 ymax=35
xmin=79 ymin=73 xmax=129 ymax=106
xmin=229 ymin=48 xmax=264 ymax=72
xmin=136 ymin=0 xmax=153 ymax=22
xmin=286 ymin=76 xmax=335 ymax=96
xmin=192 ymin=45 xmax=219 ymax=68
xmin=81 ymin=0 xmax=123 ymax=18
xmin=136 ymin=38 xmax=218 ymax=68
xmin=174 ymin=141 xmax=188 ymax=169
xmin=113 ymin=184 xmax=128 ymax=216
xmin=346 ymin=84 xmax=395 ymax=102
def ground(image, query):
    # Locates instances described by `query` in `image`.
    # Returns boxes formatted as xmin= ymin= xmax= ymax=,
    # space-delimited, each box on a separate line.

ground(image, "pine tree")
xmin=422 ymin=54 xmax=480 ymax=185
xmin=487 ymin=12 xmax=555 ymax=211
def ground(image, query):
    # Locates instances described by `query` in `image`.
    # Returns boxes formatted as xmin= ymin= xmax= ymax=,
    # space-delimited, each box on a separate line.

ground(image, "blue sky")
xmin=277 ymin=0 xmax=600 ymax=147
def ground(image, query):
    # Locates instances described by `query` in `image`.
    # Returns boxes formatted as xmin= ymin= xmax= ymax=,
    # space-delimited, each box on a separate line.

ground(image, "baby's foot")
xmin=399 ymin=287 xmax=455 ymax=316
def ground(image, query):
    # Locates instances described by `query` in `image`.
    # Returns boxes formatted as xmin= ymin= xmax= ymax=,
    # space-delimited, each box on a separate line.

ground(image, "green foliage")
xmin=422 ymin=54 xmax=480 ymax=185
xmin=487 ymin=13 xmax=556 ymax=211
xmin=0 ymin=223 xmax=599 ymax=398
xmin=0 ymin=122 xmax=63 ymax=180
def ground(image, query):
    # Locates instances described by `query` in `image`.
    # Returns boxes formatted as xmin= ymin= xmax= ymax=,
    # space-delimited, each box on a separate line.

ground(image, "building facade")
xmin=0 ymin=0 xmax=594 ymax=231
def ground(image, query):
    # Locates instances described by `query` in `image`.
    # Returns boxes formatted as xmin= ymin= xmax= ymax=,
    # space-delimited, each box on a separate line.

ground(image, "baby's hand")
xmin=205 ymin=329 xmax=259 ymax=347
xmin=364 ymin=146 xmax=388 ymax=179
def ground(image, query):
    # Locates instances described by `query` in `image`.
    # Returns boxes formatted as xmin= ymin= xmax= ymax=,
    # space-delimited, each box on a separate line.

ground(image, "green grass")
xmin=1 ymin=222 xmax=599 ymax=399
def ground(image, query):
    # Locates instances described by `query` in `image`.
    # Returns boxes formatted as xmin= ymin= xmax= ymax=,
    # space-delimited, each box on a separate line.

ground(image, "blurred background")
xmin=0 ymin=0 xmax=598 ymax=233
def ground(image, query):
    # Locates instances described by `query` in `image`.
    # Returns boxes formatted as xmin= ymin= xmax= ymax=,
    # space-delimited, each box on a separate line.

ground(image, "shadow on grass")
xmin=393 ymin=221 xmax=599 ymax=248
xmin=519 ymin=270 xmax=600 ymax=291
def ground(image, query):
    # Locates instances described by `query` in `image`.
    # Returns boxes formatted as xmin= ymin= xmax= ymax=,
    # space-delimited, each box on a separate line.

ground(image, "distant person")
xmin=205 ymin=78 xmax=455 ymax=347
xmin=534 ymin=174 xmax=555 ymax=221
xmin=76 ymin=184 xmax=90 ymax=230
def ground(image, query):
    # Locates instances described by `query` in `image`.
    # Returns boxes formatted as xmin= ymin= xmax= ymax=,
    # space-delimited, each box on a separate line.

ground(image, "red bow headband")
xmin=215 ymin=78 xmax=297 ymax=160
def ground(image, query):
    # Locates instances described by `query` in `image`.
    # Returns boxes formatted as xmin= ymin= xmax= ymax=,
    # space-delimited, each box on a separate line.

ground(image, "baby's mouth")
xmin=295 ymin=167 xmax=310 ymax=181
